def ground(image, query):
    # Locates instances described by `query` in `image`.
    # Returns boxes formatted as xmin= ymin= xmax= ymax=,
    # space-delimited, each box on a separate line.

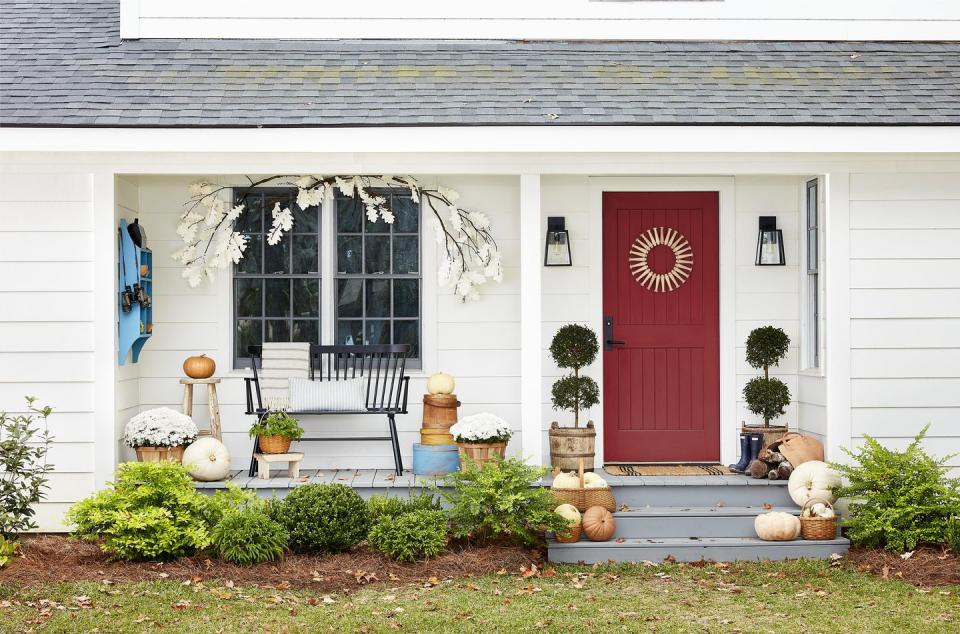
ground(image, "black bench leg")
xmin=248 ymin=434 xmax=261 ymax=477
xmin=387 ymin=413 xmax=403 ymax=475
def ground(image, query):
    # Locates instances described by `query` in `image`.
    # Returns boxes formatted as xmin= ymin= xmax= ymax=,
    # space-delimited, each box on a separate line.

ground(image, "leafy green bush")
xmin=66 ymin=462 xmax=216 ymax=561
xmin=832 ymin=426 xmax=960 ymax=551
xmin=204 ymin=484 xmax=257 ymax=527
xmin=431 ymin=457 xmax=568 ymax=547
xmin=278 ymin=484 xmax=370 ymax=552
xmin=368 ymin=510 xmax=447 ymax=562
xmin=367 ymin=492 xmax=440 ymax=526
xmin=1 ymin=398 xmax=53 ymax=537
xmin=249 ymin=411 xmax=304 ymax=440
xmin=211 ymin=504 xmax=288 ymax=565
xmin=0 ymin=535 xmax=20 ymax=568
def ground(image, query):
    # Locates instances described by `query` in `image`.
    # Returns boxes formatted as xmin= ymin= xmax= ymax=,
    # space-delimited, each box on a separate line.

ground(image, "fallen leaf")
xmin=171 ymin=600 xmax=191 ymax=610
xmin=762 ymin=503 xmax=773 ymax=510
xmin=900 ymin=551 xmax=914 ymax=560
xmin=521 ymin=564 xmax=539 ymax=579
xmin=615 ymin=537 xmax=626 ymax=543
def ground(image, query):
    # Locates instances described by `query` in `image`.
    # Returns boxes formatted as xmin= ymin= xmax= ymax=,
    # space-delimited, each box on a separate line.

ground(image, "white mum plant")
xmin=449 ymin=413 xmax=513 ymax=445
xmin=176 ymin=174 xmax=502 ymax=302
xmin=123 ymin=407 xmax=199 ymax=448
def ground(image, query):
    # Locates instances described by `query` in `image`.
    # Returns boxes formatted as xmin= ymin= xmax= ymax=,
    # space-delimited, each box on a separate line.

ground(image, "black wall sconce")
xmin=544 ymin=216 xmax=572 ymax=266
xmin=755 ymin=216 xmax=786 ymax=266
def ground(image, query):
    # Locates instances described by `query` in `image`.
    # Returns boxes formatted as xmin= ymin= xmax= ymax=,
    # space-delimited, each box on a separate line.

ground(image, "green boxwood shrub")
xmin=66 ymin=462 xmax=214 ymax=561
xmin=279 ymin=484 xmax=370 ymax=552
xmin=833 ymin=426 xmax=960 ymax=551
xmin=367 ymin=492 xmax=440 ymax=526
xmin=432 ymin=457 xmax=568 ymax=547
xmin=211 ymin=505 xmax=288 ymax=565
xmin=368 ymin=510 xmax=447 ymax=562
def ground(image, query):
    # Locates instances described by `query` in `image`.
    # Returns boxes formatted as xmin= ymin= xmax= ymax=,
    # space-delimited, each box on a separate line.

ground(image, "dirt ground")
xmin=846 ymin=546 xmax=960 ymax=586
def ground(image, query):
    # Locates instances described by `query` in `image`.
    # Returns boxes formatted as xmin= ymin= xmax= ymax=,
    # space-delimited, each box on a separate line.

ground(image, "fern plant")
xmin=430 ymin=457 xmax=568 ymax=547
xmin=832 ymin=426 xmax=960 ymax=551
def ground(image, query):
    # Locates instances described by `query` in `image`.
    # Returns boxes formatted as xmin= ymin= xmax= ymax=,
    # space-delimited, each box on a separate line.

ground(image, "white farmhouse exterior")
xmin=1 ymin=1 xmax=959 ymax=530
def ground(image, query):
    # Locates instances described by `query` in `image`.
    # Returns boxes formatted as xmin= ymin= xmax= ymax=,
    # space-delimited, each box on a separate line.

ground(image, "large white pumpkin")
xmin=551 ymin=472 xmax=581 ymax=490
xmin=754 ymin=512 xmax=801 ymax=541
xmin=426 ymin=372 xmax=456 ymax=395
xmin=787 ymin=460 xmax=841 ymax=507
xmin=182 ymin=437 xmax=231 ymax=482
xmin=554 ymin=503 xmax=581 ymax=525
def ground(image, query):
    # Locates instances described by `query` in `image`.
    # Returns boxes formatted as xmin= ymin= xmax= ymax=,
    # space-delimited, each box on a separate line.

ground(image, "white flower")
xmin=449 ymin=413 xmax=512 ymax=444
xmin=123 ymin=407 xmax=198 ymax=448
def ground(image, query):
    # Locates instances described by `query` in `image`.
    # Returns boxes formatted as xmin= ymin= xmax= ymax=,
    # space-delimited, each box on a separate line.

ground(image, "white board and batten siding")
xmin=849 ymin=172 xmax=960 ymax=470
xmin=122 ymin=0 xmax=960 ymax=40
xmin=0 ymin=173 xmax=97 ymax=530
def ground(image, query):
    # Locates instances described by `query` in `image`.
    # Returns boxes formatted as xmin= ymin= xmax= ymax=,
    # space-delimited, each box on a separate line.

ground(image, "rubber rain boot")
xmin=749 ymin=434 xmax=764 ymax=463
xmin=728 ymin=434 xmax=751 ymax=473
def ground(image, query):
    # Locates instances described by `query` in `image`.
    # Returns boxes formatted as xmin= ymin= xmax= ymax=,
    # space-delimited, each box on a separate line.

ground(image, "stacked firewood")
xmin=747 ymin=448 xmax=795 ymax=480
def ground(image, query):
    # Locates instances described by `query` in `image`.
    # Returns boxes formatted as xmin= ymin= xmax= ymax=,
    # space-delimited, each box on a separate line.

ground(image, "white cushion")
xmin=288 ymin=377 xmax=368 ymax=413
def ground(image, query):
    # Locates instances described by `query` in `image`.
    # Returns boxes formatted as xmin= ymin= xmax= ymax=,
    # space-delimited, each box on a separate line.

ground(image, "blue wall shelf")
xmin=118 ymin=218 xmax=153 ymax=365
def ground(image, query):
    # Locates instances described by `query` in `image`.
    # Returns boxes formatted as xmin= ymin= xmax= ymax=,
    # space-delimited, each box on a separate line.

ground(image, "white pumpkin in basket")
xmin=582 ymin=472 xmax=608 ymax=489
xmin=552 ymin=472 xmax=581 ymax=490
xmin=787 ymin=460 xmax=841 ymax=507
xmin=182 ymin=437 xmax=231 ymax=482
xmin=554 ymin=503 xmax=582 ymax=526
xmin=754 ymin=512 xmax=801 ymax=541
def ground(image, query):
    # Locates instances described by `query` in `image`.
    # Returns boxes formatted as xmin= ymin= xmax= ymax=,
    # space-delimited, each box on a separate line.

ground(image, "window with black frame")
xmin=232 ymin=188 xmax=321 ymax=367
xmin=335 ymin=190 xmax=421 ymax=366
xmin=805 ymin=179 xmax=820 ymax=369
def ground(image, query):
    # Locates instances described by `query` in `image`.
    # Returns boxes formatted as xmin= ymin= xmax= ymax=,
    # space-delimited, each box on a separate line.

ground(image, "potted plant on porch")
xmin=548 ymin=324 xmax=600 ymax=472
xmin=732 ymin=326 xmax=791 ymax=472
xmin=449 ymin=412 xmax=513 ymax=468
xmin=249 ymin=411 xmax=304 ymax=454
xmin=123 ymin=407 xmax=198 ymax=463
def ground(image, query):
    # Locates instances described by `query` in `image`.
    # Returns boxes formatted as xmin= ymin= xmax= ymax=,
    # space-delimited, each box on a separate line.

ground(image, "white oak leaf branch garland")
xmin=174 ymin=175 xmax=503 ymax=302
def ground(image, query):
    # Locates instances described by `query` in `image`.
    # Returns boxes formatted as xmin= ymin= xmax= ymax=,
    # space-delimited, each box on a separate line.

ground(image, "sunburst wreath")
xmin=629 ymin=227 xmax=694 ymax=293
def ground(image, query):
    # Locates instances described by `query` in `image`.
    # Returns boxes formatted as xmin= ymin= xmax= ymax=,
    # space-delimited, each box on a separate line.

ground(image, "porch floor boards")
xmin=194 ymin=469 xmax=784 ymax=491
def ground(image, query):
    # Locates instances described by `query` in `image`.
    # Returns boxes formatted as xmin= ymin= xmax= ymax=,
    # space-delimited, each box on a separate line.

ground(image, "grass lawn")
xmin=1 ymin=559 xmax=957 ymax=633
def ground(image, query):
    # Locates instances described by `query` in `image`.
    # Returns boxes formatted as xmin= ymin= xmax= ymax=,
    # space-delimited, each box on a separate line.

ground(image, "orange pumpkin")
xmin=582 ymin=506 xmax=616 ymax=542
xmin=183 ymin=354 xmax=216 ymax=379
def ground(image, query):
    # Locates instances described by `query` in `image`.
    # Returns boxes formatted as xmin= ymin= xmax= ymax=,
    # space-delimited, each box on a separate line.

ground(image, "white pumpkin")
xmin=582 ymin=472 xmax=607 ymax=488
xmin=182 ymin=437 xmax=231 ymax=482
xmin=788 ymin=460 xmax=842 ymax=507
xmin=551 ymin=472 xmax=581 ymax=490
xmin=427 ymin=372 xmax=456 ymax=395
xmin=754 ymin=512 xmax=801 ymax=541
xmin=554 ymin=504 xmax=581 ymax=526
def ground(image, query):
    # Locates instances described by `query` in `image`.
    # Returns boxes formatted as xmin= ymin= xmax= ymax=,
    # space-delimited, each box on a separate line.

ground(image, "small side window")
xmin=805 ymin=179 xmax=820 ymax=369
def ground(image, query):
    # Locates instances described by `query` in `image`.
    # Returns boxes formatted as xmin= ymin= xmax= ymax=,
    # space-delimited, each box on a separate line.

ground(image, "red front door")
xmin=602 ymin=192 xmax=720 ymax=463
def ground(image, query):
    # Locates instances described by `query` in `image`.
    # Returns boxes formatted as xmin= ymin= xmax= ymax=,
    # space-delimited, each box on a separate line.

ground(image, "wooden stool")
xmin=254 ymin=452 xmax=304 ymax=480
xmin=180 ymin=378 xmax=222 ymax=440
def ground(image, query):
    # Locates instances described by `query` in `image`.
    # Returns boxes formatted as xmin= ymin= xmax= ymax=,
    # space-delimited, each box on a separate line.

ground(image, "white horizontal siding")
xmin=849 ymin=171 xmax=960 ymax=460
xmin=0 ymin=171 xmax=96 ymax=532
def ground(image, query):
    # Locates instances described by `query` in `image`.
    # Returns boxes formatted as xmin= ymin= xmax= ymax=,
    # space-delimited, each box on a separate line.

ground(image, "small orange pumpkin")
xmin=582 ymin=506 xmax=616 ymax=542
xmin=183 ymin=354 xmax=216 ymax=379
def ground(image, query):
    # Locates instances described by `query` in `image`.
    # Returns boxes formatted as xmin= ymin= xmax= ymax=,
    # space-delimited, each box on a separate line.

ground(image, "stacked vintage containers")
xmin=411 ymin=372 xmax=461 ymax=476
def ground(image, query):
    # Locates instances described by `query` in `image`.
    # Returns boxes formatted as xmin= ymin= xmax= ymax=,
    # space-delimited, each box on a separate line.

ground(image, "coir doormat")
xmin=603 ymin=464 xmax=733 ymax=476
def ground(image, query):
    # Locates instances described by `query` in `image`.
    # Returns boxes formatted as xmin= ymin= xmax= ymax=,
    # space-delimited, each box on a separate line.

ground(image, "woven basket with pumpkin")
xmin=551 ymin=458 xmax=616 ymax=512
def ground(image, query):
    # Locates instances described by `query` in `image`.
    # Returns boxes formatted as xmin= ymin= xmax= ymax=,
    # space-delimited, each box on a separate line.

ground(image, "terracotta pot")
xmin=457 ymin=441 xmax=506 ymax=468
xmin=258 ymin=434 xmax=292 ymax=454
xmin=548 ymin=421 xmax=596 ymax=472
xmin=135 ymin=445 xmax=186 ymax=463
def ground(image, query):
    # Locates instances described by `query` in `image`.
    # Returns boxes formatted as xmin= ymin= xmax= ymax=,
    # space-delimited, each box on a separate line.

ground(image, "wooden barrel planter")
xmin=135 ymin=445 xmax=186 ymax=463
xmin=743 ymin=425 xmax=790 ymax=451
xmin=548 ymin=421 xmax=596 ymax=472
xmin=457 ymin=442 xmax=506 ymax=468
xmin=421 ymin=394 xmax=459 ymax=445
xmin=412 ymin=443 xmax=460 ymax=476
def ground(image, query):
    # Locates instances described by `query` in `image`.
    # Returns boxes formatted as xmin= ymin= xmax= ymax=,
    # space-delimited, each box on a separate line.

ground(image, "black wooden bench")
xmin=244 ymin=344 xmax=411 ymax=476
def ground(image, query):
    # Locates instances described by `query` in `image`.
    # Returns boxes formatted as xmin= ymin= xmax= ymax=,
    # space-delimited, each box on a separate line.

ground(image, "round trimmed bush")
xmin=368 ymin=510 xmax=448 ymax=563
xmin=212 ymin=505 xmax=288 ymax=565
xmin=367 ymin=493 xmax=440 ymax=527
xmin=280 ymin=484 xmax=370 ymax=553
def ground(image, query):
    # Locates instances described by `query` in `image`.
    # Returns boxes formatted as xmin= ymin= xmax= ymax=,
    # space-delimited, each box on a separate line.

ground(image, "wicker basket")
xmin=258 ymin=434 xmax=292 ymax=454
xmin=135 ymin=445 xmax=185 ymax=463
xmin=551 ymin=458 xmax=616 ymax=513
xmin=554 ymin=523 xmax=582 ymax=544
xmin=457 ymin=441 xmax=506 ymax=468
xmin=800 ymin=498 xmax=838 ymax=540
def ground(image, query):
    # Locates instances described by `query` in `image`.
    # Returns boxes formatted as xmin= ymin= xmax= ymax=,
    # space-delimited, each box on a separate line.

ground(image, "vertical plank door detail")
xmin=602 ymin=192 xmax=720 ymax=462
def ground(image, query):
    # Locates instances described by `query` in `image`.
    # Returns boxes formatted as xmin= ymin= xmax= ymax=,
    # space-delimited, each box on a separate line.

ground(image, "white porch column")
xmin=824 ymin=172 xmax=852 ymax=463
xmin=520 ymin=174 xmax=544 ymax=466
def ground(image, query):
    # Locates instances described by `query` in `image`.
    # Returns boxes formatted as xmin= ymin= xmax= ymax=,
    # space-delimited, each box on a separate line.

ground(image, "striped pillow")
xmin=288 ymin=377 xmax=368 ymax=413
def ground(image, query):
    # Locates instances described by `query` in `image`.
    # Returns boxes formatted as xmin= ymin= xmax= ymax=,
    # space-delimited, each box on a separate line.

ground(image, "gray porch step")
xmin=610 ymin=481 xmax=794 ymax=508
xmin=548 ymin=536 xmax=850 ymax=563
xmin=611 ymin=506 xmax=811 ymax=539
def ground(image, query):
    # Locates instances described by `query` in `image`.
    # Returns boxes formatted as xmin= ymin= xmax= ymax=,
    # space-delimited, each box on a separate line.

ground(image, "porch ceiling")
xmin=3 ymin=2 xmax=960 ymax=128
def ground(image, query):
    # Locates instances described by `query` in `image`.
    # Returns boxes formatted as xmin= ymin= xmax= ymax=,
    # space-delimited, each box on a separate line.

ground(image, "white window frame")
xmin=801 ymin=176 xmax=824 ymax=372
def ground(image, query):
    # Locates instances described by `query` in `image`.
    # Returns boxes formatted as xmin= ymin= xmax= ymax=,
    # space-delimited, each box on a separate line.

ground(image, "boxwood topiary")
xmin=367 ymin=492 xmax=441 ymax=526
xmin=279 ymin=484 xmax=370 ymax=553
xmin=368 ymin=510 xmax=448 ymax=562
xmin=211 ymin=504 xmax=288 ymax=565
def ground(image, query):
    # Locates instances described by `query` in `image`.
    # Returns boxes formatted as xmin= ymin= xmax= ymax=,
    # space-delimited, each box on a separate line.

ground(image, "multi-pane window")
xmin=335 ymin=190 xmax=421 ymax=364
xmin=805 ymin=179 xmax=820 ymax=369
xmin=233 ymin=188 xmax=321 ymax=367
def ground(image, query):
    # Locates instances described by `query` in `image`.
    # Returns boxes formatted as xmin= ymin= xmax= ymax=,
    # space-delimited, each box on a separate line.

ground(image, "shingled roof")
xmin=2 ymin=1 xmax=959 ymax=127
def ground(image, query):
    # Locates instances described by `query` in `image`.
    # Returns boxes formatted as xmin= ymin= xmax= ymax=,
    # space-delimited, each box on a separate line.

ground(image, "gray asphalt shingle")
xmin=2 ymin=1 xmax=959 ymax=127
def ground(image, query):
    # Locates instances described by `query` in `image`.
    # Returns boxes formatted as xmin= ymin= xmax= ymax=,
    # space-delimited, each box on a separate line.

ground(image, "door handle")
xmin=606 ymin=339 xmax=625 ymax=346
xmin=603 ymin=315 xmax=625 ymax=350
